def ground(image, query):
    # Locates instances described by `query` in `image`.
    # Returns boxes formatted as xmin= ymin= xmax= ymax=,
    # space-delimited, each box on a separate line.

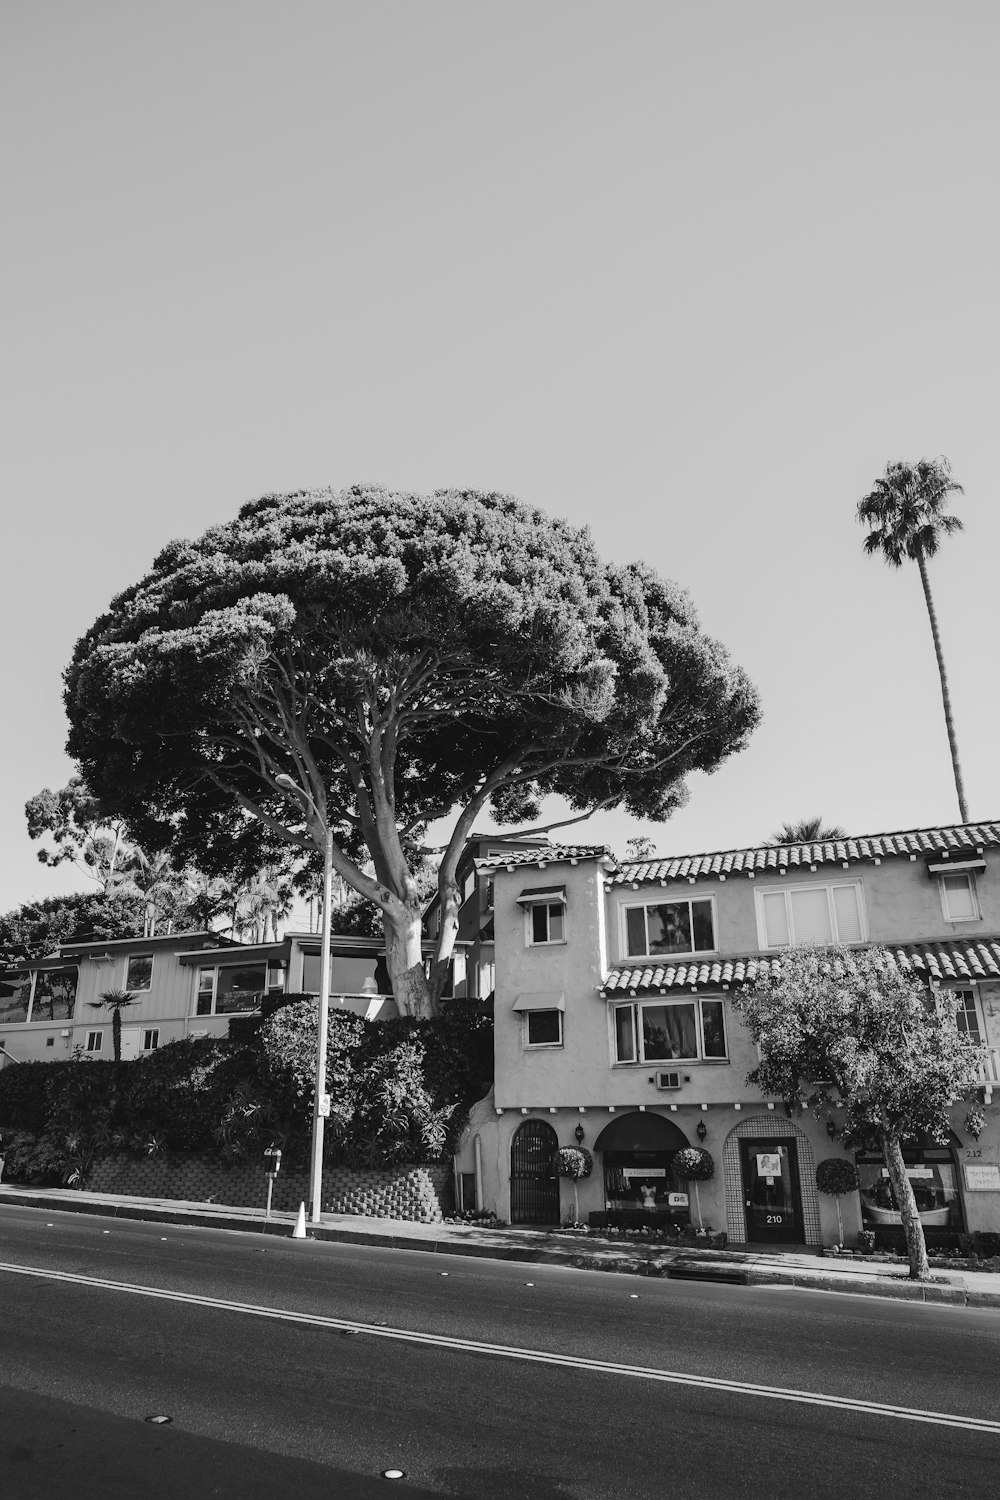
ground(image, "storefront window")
xmin=857 ymin=1144 xmax=962 ymax=1230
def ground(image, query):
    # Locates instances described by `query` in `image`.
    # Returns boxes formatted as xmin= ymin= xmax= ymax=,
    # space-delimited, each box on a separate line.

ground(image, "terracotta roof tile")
xmin=611 ymin=821 xmax=1000 ymax=886
xmin=475 ymin=844 xmax=616 ymax=871
xmin=600 ymin=939 xmax=1000 ymax=994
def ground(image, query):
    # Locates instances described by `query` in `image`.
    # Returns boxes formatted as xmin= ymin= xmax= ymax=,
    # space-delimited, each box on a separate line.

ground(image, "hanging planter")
xmin=556 ymin=1146 xmax=593 ymax=1224
xmin=673 ymin=1147 xmax=714 ymax=1227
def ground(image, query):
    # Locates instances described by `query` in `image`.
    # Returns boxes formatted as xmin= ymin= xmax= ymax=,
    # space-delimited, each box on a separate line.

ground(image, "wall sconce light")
xmin=826 ymin=1120 xmax=838 ymax=1140
xmin=574 ymin=1123 xmax=585 ymax=1145
xmin=696 ymin=1119 xmax=707 ymax=1143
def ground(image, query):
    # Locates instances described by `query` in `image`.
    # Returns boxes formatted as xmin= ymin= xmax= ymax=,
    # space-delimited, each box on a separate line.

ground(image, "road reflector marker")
xmin=382 ymin=1470 xmax=406 ymax=1480
xmin=144 ymin=1415 xmax=172 ymax=1425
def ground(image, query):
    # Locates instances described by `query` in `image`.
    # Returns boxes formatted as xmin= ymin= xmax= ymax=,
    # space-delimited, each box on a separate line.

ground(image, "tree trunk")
xmin=384 ymin=904 xmax=436 ymax=1019
xmin=112 ymin=1009 xmax=122 ymax=1065
xmin=880 ymin=1129 xmax=930 ymax=1280
xmin=916 ymin=551 xmax=969 ymax=821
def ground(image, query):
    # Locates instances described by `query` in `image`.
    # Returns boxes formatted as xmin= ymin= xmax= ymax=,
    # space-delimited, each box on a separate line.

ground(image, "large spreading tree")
xmin=65 ymin=485 xmax=761 ymax=1017
xmin=733 ymin=944 xmax=984 ymax=1279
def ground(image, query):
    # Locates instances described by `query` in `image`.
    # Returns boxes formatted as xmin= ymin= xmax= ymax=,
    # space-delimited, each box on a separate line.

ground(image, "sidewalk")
xmin=2 ymin=1182 xmax=999 ymax=1308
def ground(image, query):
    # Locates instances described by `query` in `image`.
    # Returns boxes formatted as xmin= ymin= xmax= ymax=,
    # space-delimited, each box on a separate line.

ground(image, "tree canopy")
xmin=0 ymin=891 xmax=146 ymax=968
xmin=767 ymin=817 xmax=846 ymax=846
xmin=65 ymin=485 xmax=761 ymax=1016
xmin=733 ymin=944 xmax=983 ymax=1277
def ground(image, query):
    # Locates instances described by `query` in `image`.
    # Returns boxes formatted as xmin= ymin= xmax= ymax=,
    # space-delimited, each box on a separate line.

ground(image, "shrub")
xmin=815 ymin=1158 xmax=859 ymax=1196
xmin=673 ymin=1147 xmax=714 ymax=1182
xmin=556 ymin=1147 xmax=593 ymax=1180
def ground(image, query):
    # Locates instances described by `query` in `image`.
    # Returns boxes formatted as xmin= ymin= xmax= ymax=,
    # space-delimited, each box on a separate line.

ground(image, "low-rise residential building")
xmin=0 ymin=928 xmax=440 ymax=1065
xmin=454 ymin=821 xmax=1000 ymax=1245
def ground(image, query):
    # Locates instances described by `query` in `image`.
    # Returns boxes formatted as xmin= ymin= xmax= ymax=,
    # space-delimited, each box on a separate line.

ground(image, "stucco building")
xmin=454 ymin=821 xmax=1000 ymax=1246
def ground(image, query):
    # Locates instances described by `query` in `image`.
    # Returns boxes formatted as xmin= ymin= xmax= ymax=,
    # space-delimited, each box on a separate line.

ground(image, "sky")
xmin=2 ymin=1 xmax=999 ymax=914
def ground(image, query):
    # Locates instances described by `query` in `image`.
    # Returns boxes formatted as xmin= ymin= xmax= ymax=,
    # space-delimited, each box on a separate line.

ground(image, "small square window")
xmin=45 ymin=1036 xmax=55 ymax=1047
xmin=525 ymin=1009 xmax=563 ymax=1046
xmin=142 ymin=1028 xmax=160 ymax=1051
xmin=126 ymin=954 xmax=154 ymax=991
xmin=85 ymin=1031 xmax=104 ymax=1053
xmin=941 ymin=874 xmax=978 ymax=923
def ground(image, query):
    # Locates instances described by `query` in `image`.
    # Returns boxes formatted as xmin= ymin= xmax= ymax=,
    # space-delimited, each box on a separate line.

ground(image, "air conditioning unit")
xmin=655 ymin=1070 xmax=682 ymax=1091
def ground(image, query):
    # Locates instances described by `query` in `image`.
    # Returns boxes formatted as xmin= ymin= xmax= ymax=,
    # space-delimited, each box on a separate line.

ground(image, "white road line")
xmin=1 ymin=1259 xmax=997 ymax=1436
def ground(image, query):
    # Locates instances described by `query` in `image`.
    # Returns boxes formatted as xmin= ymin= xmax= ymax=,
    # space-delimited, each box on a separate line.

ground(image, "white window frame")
xmin=85 ymin=1030 xmax=104 ymax=1053
xmin=619 ymin=895 xmax=717 ymax=961
xmin=754 ymin=880 xmax=867 ymax=950
xmin=125 ymin=953 xmax=154 ymax=992
xmin=523 ymin=1009 xmax=564 ymax=1048
xmin=938 ymin=872 xmax=981 ymax=924
xmin=525 ymin=902 xmax=566 ymax=947
xmin=947 ymin=986 xmax=985 ymax=1044
xmin=610 ymin=996 xmax=729 ymax=1066
xmin=142 ymin=1028 xmax=160 ymax=1051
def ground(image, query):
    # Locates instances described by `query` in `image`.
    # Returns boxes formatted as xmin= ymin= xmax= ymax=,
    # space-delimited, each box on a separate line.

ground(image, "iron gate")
xmin=510 ymin=1119 xmax=560 ymax=1224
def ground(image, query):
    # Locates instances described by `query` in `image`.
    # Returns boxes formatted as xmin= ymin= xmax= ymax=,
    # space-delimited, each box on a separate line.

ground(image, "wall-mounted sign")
xmin=668 ymin=1192 xmax=689 ymax=1208
xmin=622 ymin=1167 xmax=666 ymax=1180
xmin=964 ymin=1163 xmax=1000 ymax=1192
xmin=756 ymin=1154 xmax=782 ymax=1177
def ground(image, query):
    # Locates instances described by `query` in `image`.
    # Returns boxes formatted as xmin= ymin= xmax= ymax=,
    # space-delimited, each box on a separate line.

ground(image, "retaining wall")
xmin=86 ymin=1155 xmax=453 ymax=1221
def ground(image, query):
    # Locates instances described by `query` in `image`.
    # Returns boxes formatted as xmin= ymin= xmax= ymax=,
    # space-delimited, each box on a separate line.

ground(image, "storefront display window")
xmin=857 ymin=1143 xmax=962 ymax=1230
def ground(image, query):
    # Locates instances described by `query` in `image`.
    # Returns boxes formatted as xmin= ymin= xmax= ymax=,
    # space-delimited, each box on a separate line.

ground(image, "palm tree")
xmin=88 ymin=988 xmax=138 ymax=1063
xmin=767 ymin=818 xmax=847 ymax=846
xmin=857 ymin=457 xmax=968 ymax=820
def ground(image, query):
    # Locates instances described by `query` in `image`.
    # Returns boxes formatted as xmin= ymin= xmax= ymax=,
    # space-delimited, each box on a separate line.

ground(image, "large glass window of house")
xmin=624 ymin=899 xmax=715 ymax=958
xmin=196 ymin=963 xmax=283 ymax=1016
xmin=940 ymin=873 xmax=979 ymax=922
xmin=300 ymin=954 xmax=391 ymax=996
xmin=31 ymin=969 xmax=78 ymax=1021
xmin=530 ymin=902 xmax=564 ymax=945
xmin=757 ymin=882 xmax=864 ymax=948
xmin=0 ymin=973 xmax=32 ymax=1024
xmin=613 ymin=997 xmax=727 ymax=1063
xmin=126 ymin=954 xmax=153 ymax=991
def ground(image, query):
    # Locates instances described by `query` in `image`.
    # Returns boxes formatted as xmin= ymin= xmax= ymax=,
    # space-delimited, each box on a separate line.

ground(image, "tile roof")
xmin=475 ymin=844 xmax=616 ymax=871
xmin=611 ymin=822 xmax=1000 ymax=886
xmin=600 ymin=938 xmax=1000 ymax=994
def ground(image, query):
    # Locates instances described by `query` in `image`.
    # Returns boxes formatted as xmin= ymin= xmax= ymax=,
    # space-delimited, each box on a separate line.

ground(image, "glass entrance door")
xmin=739 ymin=1138 xmax=804 ymax=1243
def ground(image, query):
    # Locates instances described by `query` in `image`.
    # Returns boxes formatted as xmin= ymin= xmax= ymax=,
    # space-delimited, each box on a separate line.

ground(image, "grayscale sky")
xmin=2 ymin=1 xmax=998 ymax=913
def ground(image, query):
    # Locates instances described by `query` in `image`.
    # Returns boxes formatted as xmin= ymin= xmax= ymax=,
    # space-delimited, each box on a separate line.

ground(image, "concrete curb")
xmin=3 ymin=1188 xmax=999 ymax=1307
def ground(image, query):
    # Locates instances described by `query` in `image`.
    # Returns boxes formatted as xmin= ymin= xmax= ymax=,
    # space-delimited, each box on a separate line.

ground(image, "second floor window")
xmin=613 ymin=997 xmax=728 ymax=1063
xmin=530 ymin=902 xmax=564 ymax=944
xmin=196 ymin=963 xmax=284 ymax=1016
xmin=126 ymin=954 xmax=154 ymax=991
xmin=940 ymin=873 xmax=979 ymax=923
xmin=756 ymin=881 xmax=865 ymax=949
xmin=950 ymin=987 xmax=984 ymax=1044
xmin=623 ymin=898 xmax=715 ymax=958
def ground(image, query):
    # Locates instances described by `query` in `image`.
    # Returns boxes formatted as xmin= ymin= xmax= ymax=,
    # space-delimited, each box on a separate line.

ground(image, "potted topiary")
xmin=673 ymin=1146 xmax=714 ymax=1228
xmin=556 ymin=1146 xmax=593 ymax=1225
xmin=815 ymin=1157 xmax=859 ymax=1248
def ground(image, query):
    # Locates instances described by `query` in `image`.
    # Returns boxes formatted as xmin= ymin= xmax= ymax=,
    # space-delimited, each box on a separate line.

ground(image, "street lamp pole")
xmin=311 ymin=819 xmax=333 ymax=1224
xmin=275 ymin=775 xmax=332 ymax=1225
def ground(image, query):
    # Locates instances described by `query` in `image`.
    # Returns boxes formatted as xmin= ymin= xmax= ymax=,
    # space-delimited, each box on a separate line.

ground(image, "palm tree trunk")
xmin=916 ymin=551 xmax=969 ymax=821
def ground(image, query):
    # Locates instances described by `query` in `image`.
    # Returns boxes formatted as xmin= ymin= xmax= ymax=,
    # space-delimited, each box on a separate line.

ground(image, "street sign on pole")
xmin=317 ymin=1093 xmax=331 ymax=1118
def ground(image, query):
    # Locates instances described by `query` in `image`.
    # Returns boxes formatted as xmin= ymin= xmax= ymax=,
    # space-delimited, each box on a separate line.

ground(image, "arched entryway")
xmin=594 ymin=1112 xmax=690 ymax=1221
xmin=510 ymin=1119 xmax=560 ymax=1224
xmin=723 ymin=1116 xmax=821 ymax=1246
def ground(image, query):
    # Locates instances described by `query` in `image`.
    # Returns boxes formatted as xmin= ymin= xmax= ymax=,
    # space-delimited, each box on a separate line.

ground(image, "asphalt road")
xmin=1 ymin=1204 xmax=998 ymax=1499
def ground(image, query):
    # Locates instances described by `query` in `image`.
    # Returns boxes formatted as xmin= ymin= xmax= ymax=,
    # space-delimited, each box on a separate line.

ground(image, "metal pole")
xmin=310 ymin=823 xmax=333 ymax=1224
